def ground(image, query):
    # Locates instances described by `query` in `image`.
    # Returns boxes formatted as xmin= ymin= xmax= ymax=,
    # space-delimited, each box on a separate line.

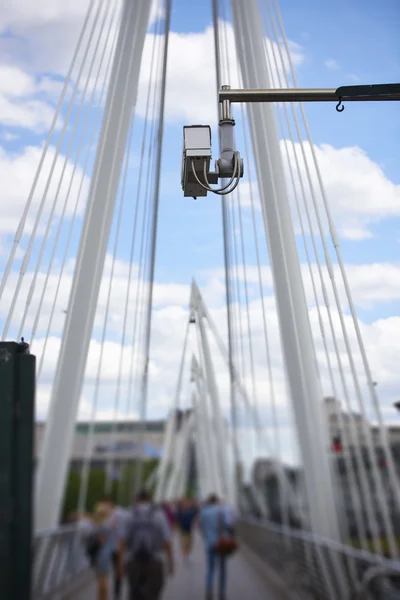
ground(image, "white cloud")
xmin=281 ymin=141 xmax=400 ymax=239
xmin=0 ymin=131 xmax=20 ymax=142
xmin=0 ymin=143 xmax=89 ymax=236
xmin=0 ymin=0 xmax=90 ymax=30
xmin=347 ymin=73 xmax=361 ymax=83
xmin=217 ymin=262 xmax=400 ymax=313
xmin=0 ymin=64 xmax=58 ymax=132
xmin=0 ymin=1 xmax=305 ymax=128
xmin=324 ymin=58 xmax=340 ymax=70
xmin=0 ymin=0 xmax=163 ymax=132
xmin=2 ymin=255 xmax=399 ymax=424
xmin=137 ymin=23 xmax=304 ymax=124
xmin=0 ymin=64 xmax=36 ymax=96
xmin=233 ymin=138 xmax=400 ymax=240
xmin=0 ymin=94 xmax=56 ymax=132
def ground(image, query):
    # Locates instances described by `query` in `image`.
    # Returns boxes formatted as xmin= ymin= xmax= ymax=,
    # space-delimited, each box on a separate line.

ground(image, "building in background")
xmin=324 ymin=396 xmax=371 ymax=449
xmin=324 ymin=396 xmax=400 ymax=452
xmin=35 ymin=419 xmax=165 ymax=471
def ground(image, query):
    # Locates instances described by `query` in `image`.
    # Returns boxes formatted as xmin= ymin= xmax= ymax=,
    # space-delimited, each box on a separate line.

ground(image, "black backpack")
xmin=129 ymin=507 xmax=160 ymax=564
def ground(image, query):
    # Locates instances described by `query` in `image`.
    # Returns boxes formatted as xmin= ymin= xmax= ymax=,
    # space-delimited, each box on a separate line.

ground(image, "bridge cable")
xmin=265 ymin=0 xmax=399 ymax=558
xmin=212 ymin=0 xmax=241 ymax=497
xmin=2 ymin=0 xmax=108 ymax=340
xmin=269 ymin=5 xmax=400 ymax=519
xmin=220 ymin=7 xmax=256 ymax=490
xmin=115 ymin=20 xmax=166 ymax=507
xmin=233 ymin=48 xmax=292 ymax=532
xmin=0 ymin=0 xmax=98 ymax=302
xmin=75 ymin=1 xmax=154 ymax=510
xmin=35 ymin=7 xmax=120 ymax=380
xmin=15 ymin=0 xmax=116 ymax=345
xmin=231 ymin=3 xmax=343 ymax=593
xmin=28 ymin=0 xmax=120 ymax=354
xmin=155 ymin=317 xmax=191 ymax=501
xmin=260 ymin=4 xmax=370 ymax=557
xmin=103 ymin=6 xmax=165 ymax=502
xmin=134 ymin=0 xmax=172 ymax=495
xmin=124 ymin=17 xmax=167 ymax=499
xmin=220 ymin=7 xmax=276 ymax=514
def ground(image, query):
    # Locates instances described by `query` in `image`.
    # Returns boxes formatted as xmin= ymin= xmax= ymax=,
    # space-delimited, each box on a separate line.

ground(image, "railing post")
xmin=0 ymin=341 xmax=35 ymax=600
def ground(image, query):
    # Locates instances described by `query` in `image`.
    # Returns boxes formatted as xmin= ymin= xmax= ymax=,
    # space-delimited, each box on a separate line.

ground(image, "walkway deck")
xmin=79 ymin=532 xmax=280 ymax=599
xmin=163 ymin=531 xmax=277 ymax=599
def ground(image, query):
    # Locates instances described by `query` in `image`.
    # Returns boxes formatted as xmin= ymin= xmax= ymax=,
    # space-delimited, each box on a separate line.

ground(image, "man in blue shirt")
xmin=198 ymin=494 xmax=233 ymax=600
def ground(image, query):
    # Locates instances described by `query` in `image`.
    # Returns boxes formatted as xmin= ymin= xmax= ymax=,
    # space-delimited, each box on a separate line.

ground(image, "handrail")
xmin=238 ymin=515 xmax=400 ymax=599
xmin=33 ymin=524 xmax=91 ymax=598
xmin=240 ymin=515 xmax=400 ymax=571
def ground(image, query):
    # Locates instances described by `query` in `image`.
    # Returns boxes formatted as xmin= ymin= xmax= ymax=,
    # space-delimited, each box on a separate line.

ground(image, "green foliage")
xmin=61 ymin=459 xmax=159 ymax=522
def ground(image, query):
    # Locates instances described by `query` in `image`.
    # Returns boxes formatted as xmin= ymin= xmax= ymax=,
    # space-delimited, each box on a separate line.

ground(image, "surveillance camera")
xmin=181 ymin=125 xmax=218 ymax=198
xmin=181 ymin=120 xmax=244 ymax=198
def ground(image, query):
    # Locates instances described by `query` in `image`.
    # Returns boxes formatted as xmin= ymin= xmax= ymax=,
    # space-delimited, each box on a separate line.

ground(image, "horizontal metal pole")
xmin=219 ymin=83 xmax=400 ymax=104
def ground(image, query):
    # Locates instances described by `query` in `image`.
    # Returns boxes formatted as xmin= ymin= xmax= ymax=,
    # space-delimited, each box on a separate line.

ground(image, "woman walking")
xmin=91 ymin=502 xmax=114 ymax=600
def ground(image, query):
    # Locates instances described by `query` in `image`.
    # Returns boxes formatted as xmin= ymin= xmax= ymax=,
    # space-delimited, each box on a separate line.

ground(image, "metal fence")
xmin=238 ymin=516 xmax=400 ymax=600
xmin=32 ymin=525 xmax=91 ymax=598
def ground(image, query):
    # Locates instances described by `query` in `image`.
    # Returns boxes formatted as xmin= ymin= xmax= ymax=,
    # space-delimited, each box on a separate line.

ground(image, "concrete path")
xmin=82 ymin=531 xmax=280 ymax=599
xmin=162 ymin=531 xmax=278 ymax=599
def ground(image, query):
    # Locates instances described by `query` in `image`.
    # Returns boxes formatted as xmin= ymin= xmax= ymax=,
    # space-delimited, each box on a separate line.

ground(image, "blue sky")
xmin=0 ymin=0 xmax=399 ymax=447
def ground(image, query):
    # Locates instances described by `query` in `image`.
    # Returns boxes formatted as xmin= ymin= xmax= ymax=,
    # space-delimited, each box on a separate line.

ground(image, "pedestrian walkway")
xmin=81 ymin=530 xmax=281 ymax=599
xmin=163 ymin=530 xmax=278 ymax=599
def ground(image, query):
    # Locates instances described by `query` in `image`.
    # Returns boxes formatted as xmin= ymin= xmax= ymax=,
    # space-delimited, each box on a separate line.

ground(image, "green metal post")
xmin=0 ymin=341 xmax=35 ymax=600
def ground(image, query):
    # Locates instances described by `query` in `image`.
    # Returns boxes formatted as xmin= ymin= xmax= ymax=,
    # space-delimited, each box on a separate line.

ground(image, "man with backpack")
xmin=121 ymin=489 xmax=174 ymax=600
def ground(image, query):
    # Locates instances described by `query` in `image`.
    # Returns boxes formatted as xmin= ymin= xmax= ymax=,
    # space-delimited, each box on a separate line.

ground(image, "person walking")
xmin=121 ymin=489 xmax=174 ymax=600
xmin=160 ymin=501 xmax=176 ymax=530
xmin=90 ymin=502 xmax=114 ymax=600
xmin=102 ymin=496 xmax=127 ymax=599
xmin=176 ymin=497 xmax=198 ymax=564
xmin=198 ymin=494 xmax=236 ymax=600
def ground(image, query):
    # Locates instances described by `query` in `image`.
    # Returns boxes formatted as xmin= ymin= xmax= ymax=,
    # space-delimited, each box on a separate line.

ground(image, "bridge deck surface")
xmin=78 ymin=531 xmax=280 ymax=599
xmin=163 ymin=531 xmax=277 ymax=599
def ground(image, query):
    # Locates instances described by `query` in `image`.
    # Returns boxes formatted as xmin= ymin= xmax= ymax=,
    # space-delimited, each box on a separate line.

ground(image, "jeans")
xmin=206 ymin=548 xmax=226 ymax=597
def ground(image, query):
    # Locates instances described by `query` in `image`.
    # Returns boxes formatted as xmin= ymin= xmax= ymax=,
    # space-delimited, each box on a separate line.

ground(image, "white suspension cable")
xmin=260 ymin=6 xmax=369 ymax=552
xmin=231 ymin=0 xmax=342 ymax=549
xmin=36 ymin=18 xmax=120 ymax=379
xmin=155 ymin=318 xmax=191 ymax=502
xmin=2 ymin=0 xmax=108 ymax=340
xmin=0 ymin=0 xmax=98 ymax=301
xmin=17 ymin=0 xmax=115 ymax=344
xmin=27 ymin=0 xmax=119 ymax=349
xmin=77 ymin=112 xmax=132 ymax=511
xmin=123 ymin=80 xmax=161 ymax=499
xmin=269 ymin=0 xmax=400 ymax=548
xmin=134 ymin=0 xmax=171 ymax=493
xmin=35 ymin=0 xmax=152 ymax=531
xmin=193 ymin=330 xmax=225 ymax=499
xmin=125 ymin=23 xmax=166 ymax=498
xmin=105 ymin=8 xmax=164 ymax=497
xmin=266 ymin=0 xmax=398 ymax=557
xmin=234 ymin=47 xmax=292 ymax=531
xmin=212 ymin=0 xmax=241 ymax=501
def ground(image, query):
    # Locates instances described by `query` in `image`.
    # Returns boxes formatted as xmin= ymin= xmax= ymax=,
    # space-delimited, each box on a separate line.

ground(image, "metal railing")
xmin=238 ymin=516 xmax=400 ymax=599
xmin=32 ymin=525 xmax=91 ymax=598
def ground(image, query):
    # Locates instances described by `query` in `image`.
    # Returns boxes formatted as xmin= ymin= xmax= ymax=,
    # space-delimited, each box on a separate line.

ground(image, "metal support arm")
xmin=218 ymin=83 xmax=400 ymax=105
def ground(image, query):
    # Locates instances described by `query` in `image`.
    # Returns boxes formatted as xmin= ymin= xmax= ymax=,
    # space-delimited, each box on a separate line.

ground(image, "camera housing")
xmin=181 ymin=125 xmax=218 ymax=199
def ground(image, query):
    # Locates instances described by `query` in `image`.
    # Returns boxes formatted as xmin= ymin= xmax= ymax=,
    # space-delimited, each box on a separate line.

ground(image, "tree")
xmin=61 ymin=459 xmax=159 ymax=521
